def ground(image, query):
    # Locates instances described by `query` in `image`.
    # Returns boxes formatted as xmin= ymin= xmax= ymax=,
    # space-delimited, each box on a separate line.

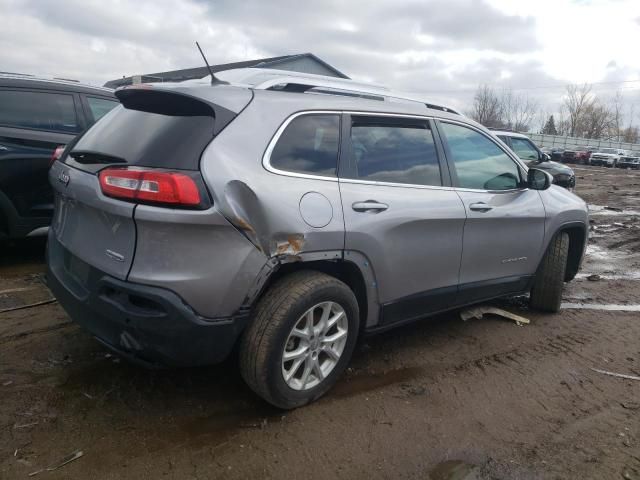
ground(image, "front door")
xmin=437 ymin=121 xmax=546 ymax=304
xmin=339 ymin=114 xmax=467 ymax=326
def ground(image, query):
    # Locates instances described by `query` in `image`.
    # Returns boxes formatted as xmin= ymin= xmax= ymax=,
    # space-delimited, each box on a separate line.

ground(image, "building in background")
xmin=104 ymin=53 xmax=348 ymax=88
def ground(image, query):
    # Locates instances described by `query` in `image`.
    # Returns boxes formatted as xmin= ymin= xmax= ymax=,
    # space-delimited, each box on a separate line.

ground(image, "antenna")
xmin=195 ymin=41 xmax=225 ymax=85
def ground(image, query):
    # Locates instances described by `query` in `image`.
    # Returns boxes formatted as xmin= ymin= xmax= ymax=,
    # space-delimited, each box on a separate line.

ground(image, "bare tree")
xmin=579 ymin=100 xmax=613 ymax=139
xmin=470 ymin=85 xmax=537 ymax=131
xmin=501 ymin=90 xmax=538 ymax=132
xmin=609 ymin=91 xmax=624 ymax=141
xmin=470 ymin=85 xmax=503 ymax=128
xmin=555 ymin=106 xmax=571 ymax=136
xmin=622 ymin=104 xmax=637 ymax=143
xmin=563 ymin=83 xmax=593 ymax=137
xmin=622 ymin=126 xmax=639 ymax=144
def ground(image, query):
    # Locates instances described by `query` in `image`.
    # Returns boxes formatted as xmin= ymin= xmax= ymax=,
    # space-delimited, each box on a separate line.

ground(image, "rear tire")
xmin=239 ymin=270 xmax=359 ymax=409
xmin=530 ymin=232 xmax=569 ymax=313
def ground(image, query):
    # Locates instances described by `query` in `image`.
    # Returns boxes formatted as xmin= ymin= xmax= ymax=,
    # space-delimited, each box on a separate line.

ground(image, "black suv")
xmin=0 ymin=74 xmax=118 ymax=239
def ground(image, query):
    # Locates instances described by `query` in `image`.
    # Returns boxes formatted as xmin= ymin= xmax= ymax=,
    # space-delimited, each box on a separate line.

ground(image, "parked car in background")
xmin=589 ymin=148 xmax=626 ymax=167
xmin=550 ymin=147 xmax=564 ymax=161
xmin=584 ymin=146 xmax=598 ymax=164
xmin=0 ymin=73 xmax=118 ymax=240
xmin=494 ymin=131 xmax=576 ymax=190
xmin=562 ymin=147 xmax=590 ymax=164
xmin=617 ymin=151 xmax=640 ymax=169
xmin=47 ymin=69 xmax=588 ymax=408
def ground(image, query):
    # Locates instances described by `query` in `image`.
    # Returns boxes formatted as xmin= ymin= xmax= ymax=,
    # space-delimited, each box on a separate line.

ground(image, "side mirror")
xmin=539 ymin=152 xmax=550 ymax=162
xmin=528 ymin=168 xmax=552 ymax=190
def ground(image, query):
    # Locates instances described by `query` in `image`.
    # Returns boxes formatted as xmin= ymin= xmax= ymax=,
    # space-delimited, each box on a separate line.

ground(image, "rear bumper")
xmin=47 ymin=233 xmax=249 ymax=367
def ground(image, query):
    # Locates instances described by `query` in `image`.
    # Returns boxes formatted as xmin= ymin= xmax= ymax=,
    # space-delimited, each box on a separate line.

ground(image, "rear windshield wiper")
xmin=69 ymin=150 xmax=127 ymax=165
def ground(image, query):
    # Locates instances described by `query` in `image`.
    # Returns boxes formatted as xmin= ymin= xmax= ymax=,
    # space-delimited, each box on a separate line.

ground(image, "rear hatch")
xmin=49 ymin=85 xmax=251 ymax=281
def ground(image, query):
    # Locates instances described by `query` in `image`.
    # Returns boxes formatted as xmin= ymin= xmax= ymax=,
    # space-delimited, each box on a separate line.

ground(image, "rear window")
xmin=86 ymin=96 xmax=119 ymax=122
xmin=69 ymin=103 xmax=215 ymax=170
xmin=269 ymin=114 xmax=340 ymax=176
xmin=0 ymin=90 xmax=79 ymax=132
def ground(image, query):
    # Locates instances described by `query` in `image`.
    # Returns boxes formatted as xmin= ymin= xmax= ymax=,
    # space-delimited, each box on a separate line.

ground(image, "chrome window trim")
xmin=263 ymin=109 xmax=450 ymax=189
xmin=338 ymin=177 xmax=454 ymax=192
xmin=262 ymin=110 xmax=342 ymax=182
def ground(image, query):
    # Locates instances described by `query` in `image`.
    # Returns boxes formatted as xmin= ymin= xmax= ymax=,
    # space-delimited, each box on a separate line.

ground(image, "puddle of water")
xmin=575 ymin=272 xmax=640 ymax=281
xmin=588 ymin=204 xmax=640 ymax=216
xmin=562 ymin=303 xmax=640 ymax=312
xmin=429 ymin=460 xmax=480 ymax=480
xmin=581 ymin=244 xmax=640 ymax=277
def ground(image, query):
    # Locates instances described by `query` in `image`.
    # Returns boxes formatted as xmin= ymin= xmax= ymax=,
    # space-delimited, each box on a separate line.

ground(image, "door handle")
xmin=469 ymin=202 xmax=493 ymax=212
xmin=352 ymin=201 xmax=389 ymax=213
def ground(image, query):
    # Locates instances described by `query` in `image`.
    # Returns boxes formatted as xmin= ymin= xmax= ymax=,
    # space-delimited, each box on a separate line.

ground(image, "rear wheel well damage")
xmin=250 ymin=259 xmax=369 ymax=337
xmin=559 ymin=225 xmax=587 ymax=282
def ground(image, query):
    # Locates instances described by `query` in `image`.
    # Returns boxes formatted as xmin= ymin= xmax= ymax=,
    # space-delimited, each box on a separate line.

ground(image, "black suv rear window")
xmin=0 ymin=90 xmax=79 ymax=133
xmin=270 ymin=114 xmax=340 ymax=177
xmin=69 ymin=103 xmax=215 ymax=171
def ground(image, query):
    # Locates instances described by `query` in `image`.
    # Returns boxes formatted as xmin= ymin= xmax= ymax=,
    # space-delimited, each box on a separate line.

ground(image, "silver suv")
xmin=47 ymin=69 xmax=589 ymax=408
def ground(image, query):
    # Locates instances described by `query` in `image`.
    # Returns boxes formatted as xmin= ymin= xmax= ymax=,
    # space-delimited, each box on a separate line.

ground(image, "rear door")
xmin=339 ymin=114 xmax=466 ymax=326
xmin=437 ymin=121 xmax=546 ymax=303
xmin=0 ymin=88 xmax=82 ymax=223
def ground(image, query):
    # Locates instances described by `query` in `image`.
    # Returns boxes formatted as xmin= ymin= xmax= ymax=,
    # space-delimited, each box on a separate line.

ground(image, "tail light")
xmin=50 ymin=145 xmax=66 ymax=166
xmin=99 ymin=167 xmax=206 ymax=208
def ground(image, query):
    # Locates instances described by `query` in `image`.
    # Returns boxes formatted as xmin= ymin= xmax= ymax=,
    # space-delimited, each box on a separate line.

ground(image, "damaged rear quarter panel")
xmin=128 ymin=206 xmax=268 ymax=318
xmin=200 ymin=92 xmax=346 ymax=263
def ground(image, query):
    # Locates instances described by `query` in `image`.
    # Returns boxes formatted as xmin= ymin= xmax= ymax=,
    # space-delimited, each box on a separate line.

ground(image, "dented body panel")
xmin=128 ymin=204 xmax=269 ymax=318
xmin=200 ymin=92 xmax=350 ymax=262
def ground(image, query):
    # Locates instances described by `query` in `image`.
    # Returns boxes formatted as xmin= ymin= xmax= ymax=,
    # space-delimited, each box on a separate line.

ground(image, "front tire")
xmin=530 ymin=232 xmax=569 ymax=313
xmin=239 ymin=271 xmax=359 ymax=409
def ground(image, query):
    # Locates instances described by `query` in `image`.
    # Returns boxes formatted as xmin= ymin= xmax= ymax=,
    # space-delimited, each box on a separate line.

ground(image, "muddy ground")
xmin=1 ymin=165 xmax=639 ymax=480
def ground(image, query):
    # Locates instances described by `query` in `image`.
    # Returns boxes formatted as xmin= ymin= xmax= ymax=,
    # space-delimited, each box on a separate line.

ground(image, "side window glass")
xmin=441 ymin=122 xmax=522 ymax=191
xmin=510 ymin=137 xmax=540 ymax=161
xmin=347 ymin=119 xmax=441 ymax=186
xmin=0 ymin=90 xmax=79 ymax=132
xmin=87 ymin=97 xmax=119 ymax=123
xmin=270 ymin=114 xmax=340 ymax=176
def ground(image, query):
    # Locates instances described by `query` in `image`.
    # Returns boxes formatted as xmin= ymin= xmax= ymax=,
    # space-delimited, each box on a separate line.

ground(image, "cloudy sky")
xmin=2 ymin=0 xmax=639 ymax=125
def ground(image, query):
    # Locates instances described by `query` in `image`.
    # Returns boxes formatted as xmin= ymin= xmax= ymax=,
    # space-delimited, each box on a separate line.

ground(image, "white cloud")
xmin=1 ymin=0 xmax=639 ymax=119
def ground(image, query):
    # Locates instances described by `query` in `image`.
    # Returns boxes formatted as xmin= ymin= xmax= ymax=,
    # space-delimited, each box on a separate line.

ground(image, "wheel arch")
xmin=249 ymin=253 xmax=380 ymax=336
xmin=549 ymin=221 xmax=588 ymax=282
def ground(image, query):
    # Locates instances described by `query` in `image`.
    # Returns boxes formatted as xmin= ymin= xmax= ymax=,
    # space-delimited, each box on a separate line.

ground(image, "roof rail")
xmin=0 ymin=72 xmax=111 ymax=90
xmin=250 ymin=73 xmax=460 ymax=115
